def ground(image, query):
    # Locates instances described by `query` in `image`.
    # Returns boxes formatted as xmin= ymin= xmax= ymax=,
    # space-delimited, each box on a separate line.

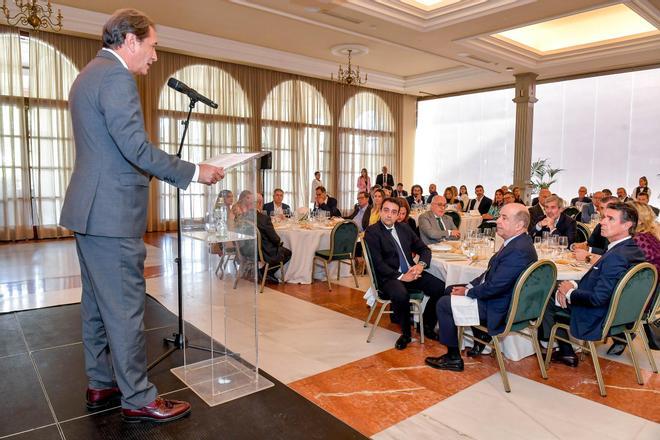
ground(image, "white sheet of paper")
xmin=451 ymin=295 xmax=480 ymax=326
xmin=201 ymin=153 xmax=263 ymax=170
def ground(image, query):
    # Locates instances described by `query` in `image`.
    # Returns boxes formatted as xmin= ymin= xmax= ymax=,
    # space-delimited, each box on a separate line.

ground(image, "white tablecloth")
xmin=276 ymin=224 xmax=351 ymax=284
xmin=428 ymin=252 xmax=589 ymax=361
xmin=457 ymin=213 xmax=483 ymax=237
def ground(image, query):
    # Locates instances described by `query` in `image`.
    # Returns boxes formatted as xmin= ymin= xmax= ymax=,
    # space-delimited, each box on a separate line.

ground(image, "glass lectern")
xmin=171 ymin=152 xmax=274 ymax=406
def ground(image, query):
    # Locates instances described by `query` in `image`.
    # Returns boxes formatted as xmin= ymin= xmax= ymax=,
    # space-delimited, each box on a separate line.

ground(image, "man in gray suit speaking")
xmin=418 ymin=195 xmax=461 ymax=245
xmin=60 ymin=9 xmax=223 ymax=423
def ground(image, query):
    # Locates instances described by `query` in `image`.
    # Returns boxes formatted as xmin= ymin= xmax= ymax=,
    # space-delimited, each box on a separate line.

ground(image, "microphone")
xmin=167 ymin=78 xmax=218 ymax=109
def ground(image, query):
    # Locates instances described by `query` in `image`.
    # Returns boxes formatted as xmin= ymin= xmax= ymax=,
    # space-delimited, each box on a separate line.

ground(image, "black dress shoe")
xmin=551 ymin=351 xmax=579 ymax=368
xmin=606 ymin=342 xmax=627 ymax=356
xmin=395 ymin=335 xmax=412 ymax=350
xmin=466 ymin=342 xmax=485 ymax=357
xmin=425 ymin=353 xmax=464 ymax=372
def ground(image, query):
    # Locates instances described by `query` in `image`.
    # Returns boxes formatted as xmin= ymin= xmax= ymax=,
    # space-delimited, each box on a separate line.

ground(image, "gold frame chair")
xmin=312 ymin=221 xmax=359 ymax=291
xmin=233 ymin=230 xmax=286 ymax=293
xmin=458 ymin=260 xmax=557 ymax=392
xmin=544 ymin=263 xmax=657 ymax=396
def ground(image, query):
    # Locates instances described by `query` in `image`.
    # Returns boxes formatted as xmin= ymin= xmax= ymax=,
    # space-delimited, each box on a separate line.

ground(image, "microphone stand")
xmin=148 ymin=97 xmax=220 ymax=370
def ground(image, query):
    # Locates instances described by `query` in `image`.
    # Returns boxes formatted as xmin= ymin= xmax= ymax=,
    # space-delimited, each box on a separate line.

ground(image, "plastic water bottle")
xmin=214 ymin=205 xmax=228 ymax=239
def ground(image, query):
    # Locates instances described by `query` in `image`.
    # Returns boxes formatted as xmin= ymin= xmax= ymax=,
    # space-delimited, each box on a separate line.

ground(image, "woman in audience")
xmin=607 ymin=201 xmax=660 ymax=356
xmin=396 ymin=197 xmax=419 ymax=236
xmin=632 ymin=176 xmax=652 ymax=200
xmin=443 ymin=187 xmax=459 ymax=205
xmin=458 ymin=185 xmax=470 ymax=212
xmin=483 ymin=189 xmax=504 ymax=220
xmin=357 ymin=168 xmax=371 ymax=193
xmin=368 ymin=189 xmax=385 ymax=226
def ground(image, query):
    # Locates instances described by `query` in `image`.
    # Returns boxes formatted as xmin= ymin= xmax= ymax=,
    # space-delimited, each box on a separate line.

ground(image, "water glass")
xmin=558 ymin=236 xmax=568 ymax=249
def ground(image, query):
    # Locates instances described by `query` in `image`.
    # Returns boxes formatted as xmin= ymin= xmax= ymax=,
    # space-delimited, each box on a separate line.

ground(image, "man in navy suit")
xmin=364 ymin=198 xmax=445 ymax=350
xmin=313 ymin=186 xmax=341 ymax=217
xmin=544 ymin=202 xmax=646 ymax=367
xmin=262 ymin=188 xmax=290 ymax=217
xmin=530 ymin=195 xmax=577 ymax=247
xmin=425 ymin=203 xmax=537 ymax=372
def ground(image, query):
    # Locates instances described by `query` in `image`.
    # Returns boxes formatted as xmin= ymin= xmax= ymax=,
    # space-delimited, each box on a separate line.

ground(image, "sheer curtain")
xmin=415 ymin=89 xmax=516 ymax=198
xmin=0 ymin=27 xmax=30 ymax=240
xmin=261 ymin=79 xmax=331 ymax=209
xmin=338 ymin=91 xmax=395 ymax=211
xmin=532 ymin=69 xmax=660 ymax=201
xmin=157 ymin=62 xmax=251 ymax=228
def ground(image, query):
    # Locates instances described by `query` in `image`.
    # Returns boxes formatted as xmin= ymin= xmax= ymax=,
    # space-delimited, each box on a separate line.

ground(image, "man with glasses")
xmin=345 ymin=191 xmax=371 ymax=232
xmin=418 ymin=195 xmax=460 ymax=245
xmin=364 ymin=198 xmax=445 ymax=349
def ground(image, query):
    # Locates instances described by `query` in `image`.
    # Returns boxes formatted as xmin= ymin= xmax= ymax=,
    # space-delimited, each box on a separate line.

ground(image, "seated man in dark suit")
xmin=394 ymin=183 xmax=408 ymax=198
xmin=425 ymin=203 xmax=537 ymax=371
xmin=573 ymin=196 xmax=618 ymax=258
xmin=263 ymin=188 xmax=291 ymax=218
xmin=570 ymin=186 xmax=591 ymax=207
xmin=406 ymin=184 xmax=425 ymax=208
xmin=527 ymin=188 xmax=551 ymax=234
xmin=580 ymin=191 xmax=604 ymax=223
xmin=344 ymin=191 xmax=371 ymax=232
xmin=425 ymin=184 xmax=438 ymax=204
xmin=543 ymin=203 xmax=646 ymax=367
xmin=313 ymin=186 xmax=341 ymax=217
xmin=637 ymin=193 xmax=659 ymax=216
xmin=364 ymin=198 xmax=445 ymax=350
xmin=256 ymin=194 xmax=292 ymax=283
xmin=467 ymin=184 xmax=492 ymax=215
xmin=530 ymin=195 xmax=577 ymax=247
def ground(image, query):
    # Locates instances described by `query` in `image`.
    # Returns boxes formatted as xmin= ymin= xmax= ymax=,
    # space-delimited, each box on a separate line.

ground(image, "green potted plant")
xmin=529 ymin=158 xmax=563 ymax=194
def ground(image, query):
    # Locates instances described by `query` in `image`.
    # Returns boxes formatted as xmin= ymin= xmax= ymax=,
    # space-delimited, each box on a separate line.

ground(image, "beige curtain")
xmin=338 ymin=91 xmax=397 ymax=212
xmin=0 ymin=26 xmax=30 ymax=240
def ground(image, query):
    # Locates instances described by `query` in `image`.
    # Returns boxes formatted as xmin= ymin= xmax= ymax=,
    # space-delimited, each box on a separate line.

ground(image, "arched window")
xmin=261 ymin=80 xmax=330 ymax=208
xmin=338 ymin=91 xmax=394 ymax=211
xmin=158 ymin=64 xmax=251 ymax=223
xmin=0 ymin=32 xmax=79 ymax=240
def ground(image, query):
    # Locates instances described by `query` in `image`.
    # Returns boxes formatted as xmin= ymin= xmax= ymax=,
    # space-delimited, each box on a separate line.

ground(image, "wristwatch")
xmin=418 ymin=261 xmax=427 ymax=269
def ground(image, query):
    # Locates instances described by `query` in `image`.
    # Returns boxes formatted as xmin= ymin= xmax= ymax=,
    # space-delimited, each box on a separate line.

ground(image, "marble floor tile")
xmin=373 ymin=373 xmax=660 ymax=440
xmin=0 ymin=287 xmax=81 ymax=313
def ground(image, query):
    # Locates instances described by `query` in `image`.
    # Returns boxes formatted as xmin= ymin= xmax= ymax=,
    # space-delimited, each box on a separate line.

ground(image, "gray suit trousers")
xmin=75 ymin=233 xmax=157 ymax=409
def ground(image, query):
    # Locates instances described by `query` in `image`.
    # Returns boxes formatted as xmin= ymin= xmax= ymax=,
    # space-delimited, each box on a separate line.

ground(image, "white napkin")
xmin=364 ymin=287 xmax=377 ymax=307
xmin=451 ymin=295 xmax=480 ymax=326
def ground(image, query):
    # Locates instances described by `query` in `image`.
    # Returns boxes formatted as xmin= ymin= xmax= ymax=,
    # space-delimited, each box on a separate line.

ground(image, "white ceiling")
xmin=41 ymin=0 xmax=660 ymax=95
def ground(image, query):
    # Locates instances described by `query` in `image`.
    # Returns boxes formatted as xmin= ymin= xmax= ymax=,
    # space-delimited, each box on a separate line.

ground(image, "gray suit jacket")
xmin=60 ymin=50 xmax=195 ymax=238
xmin=418 ymin=211 xmax=458 ymax=245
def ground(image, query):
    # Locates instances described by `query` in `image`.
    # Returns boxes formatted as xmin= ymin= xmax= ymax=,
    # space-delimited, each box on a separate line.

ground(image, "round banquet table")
xmin=427 ymin=249 xmax=589 ymax=361
xmin=275 ymin=223 xmax=352 ymax=284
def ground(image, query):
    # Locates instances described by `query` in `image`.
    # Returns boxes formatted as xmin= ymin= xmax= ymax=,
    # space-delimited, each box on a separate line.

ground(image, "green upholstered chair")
xmin=575 ymin=222 xmax=590 ymax=243
xmin=563 ymin=206 xmax=580 ymax=220
xmin=313 ymin=221 xmax=359 ymax=290
xmin=545 ymin=263 xmax=657 ymax=396
xmin=361 ymin=239 xmax=425 ymax=344
xmin=446 ymin=211 xmax=461 ymax=229
xmin=458 ymin=260 xmax=557 ymax=392
xmin=639 ymin=284 xmax=660 ymax=374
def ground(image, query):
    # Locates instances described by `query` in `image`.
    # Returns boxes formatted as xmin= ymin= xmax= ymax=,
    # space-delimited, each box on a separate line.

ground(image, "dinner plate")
xmin=429 ymin=243 xmax=452 ymax=252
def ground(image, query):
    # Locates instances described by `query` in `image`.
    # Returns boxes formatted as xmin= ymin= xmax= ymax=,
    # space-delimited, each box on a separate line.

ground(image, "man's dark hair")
xmin=316 ymin=186 xmax=327 ymax=194
xmin=410 ymin=184 xmax=423 ymax=194
xmin=608 ymin=202 xmax=638 ymax=235
xmin=357 ymin=191 xmax=369 ymax=199
xmin=381 ymin=197 xmax=401 ymax=210
xmin=273 ymin=188 xmax=284 ymax=195
xmin=601 ymin=195 xmax=618 ymax=206
xmin=102 ymin=9 xmax=154 ymax=49
xmin=602 ymin=188 xmax=612 ymax=196
xmin=475 ymin=184 xmax=484 ymax=190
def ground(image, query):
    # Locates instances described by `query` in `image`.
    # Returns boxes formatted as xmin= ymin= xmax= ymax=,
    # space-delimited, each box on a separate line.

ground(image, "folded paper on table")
xmin=451 ymin=295 xmax=480 ymax=326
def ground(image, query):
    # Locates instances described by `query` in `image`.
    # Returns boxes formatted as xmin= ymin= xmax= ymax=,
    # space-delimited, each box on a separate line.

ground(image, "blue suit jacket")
xmin=262 ymin=201 xmax=290 ymax=217
xmin=569 ymin=238 xmax=646 ymax=340
xmin=466 ymin=233 xmax=538 ymax=335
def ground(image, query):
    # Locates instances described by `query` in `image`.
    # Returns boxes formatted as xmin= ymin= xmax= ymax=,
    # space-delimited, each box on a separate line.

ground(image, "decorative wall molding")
xmin=454 ymin=0 xmax=660 ymax=68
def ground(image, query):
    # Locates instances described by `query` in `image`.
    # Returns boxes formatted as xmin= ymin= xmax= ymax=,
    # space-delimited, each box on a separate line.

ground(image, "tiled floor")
xmin=1 ymin=234 xmax=659 ymax=439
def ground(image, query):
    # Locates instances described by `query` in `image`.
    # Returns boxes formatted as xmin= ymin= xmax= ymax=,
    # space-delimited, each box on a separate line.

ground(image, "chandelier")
xmin=2 ymin=0 xmax=63 ymax=31
xmin=331 ymin=49 xmax=367 ymax=86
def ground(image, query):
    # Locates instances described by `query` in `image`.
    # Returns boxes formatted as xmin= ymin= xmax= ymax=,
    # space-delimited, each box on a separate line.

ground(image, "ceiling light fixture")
xmin=2 ymin=0 xmax=62 ymax=31
xmin=331 ymin=46 xmax=368 ymax=86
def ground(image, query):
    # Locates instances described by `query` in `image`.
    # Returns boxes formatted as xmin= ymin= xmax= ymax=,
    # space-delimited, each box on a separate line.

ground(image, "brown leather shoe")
xmin=122 ymin=398 xmax=191 ymax=423
xmin=86 ymin=387 xmax=121 ymax=410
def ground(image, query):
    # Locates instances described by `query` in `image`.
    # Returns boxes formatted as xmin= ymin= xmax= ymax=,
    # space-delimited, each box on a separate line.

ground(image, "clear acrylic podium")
xmin=171 ymin=152 xmax=274 ymax=406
